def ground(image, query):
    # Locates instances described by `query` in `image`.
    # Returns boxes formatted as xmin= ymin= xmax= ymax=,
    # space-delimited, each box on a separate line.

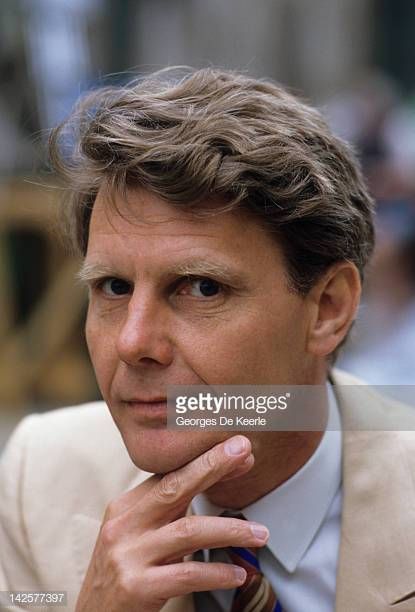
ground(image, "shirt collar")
xmin=192 ymin=383 xmax=342 ymax=573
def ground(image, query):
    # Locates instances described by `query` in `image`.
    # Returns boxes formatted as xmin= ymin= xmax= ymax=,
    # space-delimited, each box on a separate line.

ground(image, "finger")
xmin=139 ymin=516 xmax=269 ymax=564
xmin=136 ymin=435 xmax=252 ymax=526
xmin=145 ymin=561 xmax=247 ymax=600
xmin=220 ymin=452 xmax=254 ymax=481
xmin=104 ymin=436 xmax=251 ymax=522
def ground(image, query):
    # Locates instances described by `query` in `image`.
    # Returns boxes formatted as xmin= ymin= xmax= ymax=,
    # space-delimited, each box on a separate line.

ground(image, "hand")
xmin=75 ymin=435 xmax=269 ymax=612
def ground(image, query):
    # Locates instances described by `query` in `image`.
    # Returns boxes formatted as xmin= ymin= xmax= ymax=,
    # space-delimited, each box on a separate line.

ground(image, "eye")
xmin=99 ymin=277 xmax=132 ymax=297
xmin=180 ymin=277 xmax=223 ymax=298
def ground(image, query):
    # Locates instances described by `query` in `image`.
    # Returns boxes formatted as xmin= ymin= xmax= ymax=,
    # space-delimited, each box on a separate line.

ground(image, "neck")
xmin=205 ymin=430 xmax=324 ymax=508
xmin=206 ymin=367 xmax=330 ymax=508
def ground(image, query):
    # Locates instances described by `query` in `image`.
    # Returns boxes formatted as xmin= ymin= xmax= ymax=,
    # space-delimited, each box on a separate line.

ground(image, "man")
xmin=1 ymin=67 xmax=415 ymax=612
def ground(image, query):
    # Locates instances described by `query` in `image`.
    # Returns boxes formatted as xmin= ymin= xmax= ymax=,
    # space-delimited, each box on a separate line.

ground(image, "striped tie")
xmin=220 ymin=511 xmax=282 ymax=612
xmin=226 ymin=545 xmax=283 ymax=612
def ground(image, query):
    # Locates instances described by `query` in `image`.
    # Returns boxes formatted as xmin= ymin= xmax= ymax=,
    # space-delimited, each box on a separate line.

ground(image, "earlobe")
xmin=306 ymin=263 xmax=361 ymax=357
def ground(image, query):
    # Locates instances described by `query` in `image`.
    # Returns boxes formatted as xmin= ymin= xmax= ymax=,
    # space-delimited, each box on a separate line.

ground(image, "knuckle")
xmin=118 ymin=572 xmax=137 ymax=599
xmin=228 ymin=520 xmax=243 ymax=539
xmin=106 ymin=547 xmax=123 ymax=574
xmin=200 ymin=449 xmax=217 ymax=472
xmin=103 ymin=500 xmax=119 ymax=521
xmin=112 ymin=560 xmax=149 ymax=604
xmin=173 ymin=564 xmax=196 ymax=585
xmin=173 ymin=517 xmax=199 ymax=541
xmin=154 ymin=471 xmax=181 ymax=504
xmin=100 ymin=518 xmax=120 ymax=547
xmin=117 ymin=572 xmax=139 ymax=601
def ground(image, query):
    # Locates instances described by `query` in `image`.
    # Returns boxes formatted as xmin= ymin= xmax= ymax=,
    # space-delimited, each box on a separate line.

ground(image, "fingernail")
xmin=242 ymin=453 xmax=254 ymax=465
xmin=249 ymin=523 xmax=269 ymax=541
xmin=232 ymin=565 xmax=247 ymax=583
xmin=225 ymin=436 xmax=247 ymax=456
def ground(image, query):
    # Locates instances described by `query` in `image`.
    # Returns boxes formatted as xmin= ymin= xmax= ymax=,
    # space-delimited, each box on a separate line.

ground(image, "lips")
xmin=121 ymin=398 xmax=168 ymax=425
xmin=124 ymin=397 xmax=166 ymax=403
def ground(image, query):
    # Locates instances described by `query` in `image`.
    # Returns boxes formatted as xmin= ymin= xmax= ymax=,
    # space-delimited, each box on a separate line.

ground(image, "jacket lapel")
xmin=333 ymin=371 xmax=415 ymax=610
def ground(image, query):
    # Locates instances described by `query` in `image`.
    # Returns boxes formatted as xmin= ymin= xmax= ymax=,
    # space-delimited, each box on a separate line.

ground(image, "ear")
xmin=306 ymin=262 xmax=361 ymax=357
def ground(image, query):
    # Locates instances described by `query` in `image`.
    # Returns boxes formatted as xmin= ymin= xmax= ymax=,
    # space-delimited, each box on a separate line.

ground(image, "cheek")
xmin=85 ymin=311 xmax=118 ymax=392
xmin=177 ymin=302 xmax=304 ymax=384
xmin=85 ymin=309 xmax=100 ymax=362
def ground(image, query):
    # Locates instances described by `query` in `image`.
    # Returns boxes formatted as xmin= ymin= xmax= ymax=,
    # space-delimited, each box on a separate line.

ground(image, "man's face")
xmin=85 ymin=188 xmax=316 ymax=473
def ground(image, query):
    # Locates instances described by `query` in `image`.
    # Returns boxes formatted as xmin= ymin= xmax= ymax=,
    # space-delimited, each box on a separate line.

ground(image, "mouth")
xmin=121 ymin=398 xmax=168 ymax=425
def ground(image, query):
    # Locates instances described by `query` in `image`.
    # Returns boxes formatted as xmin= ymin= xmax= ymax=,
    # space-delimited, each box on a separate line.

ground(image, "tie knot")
xmin=220 ymin=509 xmax=246 ymax=520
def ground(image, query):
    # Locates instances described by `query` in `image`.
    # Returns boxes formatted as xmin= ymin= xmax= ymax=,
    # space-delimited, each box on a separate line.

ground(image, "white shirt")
xmin=192 ymin=384 xmax=342 ymax=612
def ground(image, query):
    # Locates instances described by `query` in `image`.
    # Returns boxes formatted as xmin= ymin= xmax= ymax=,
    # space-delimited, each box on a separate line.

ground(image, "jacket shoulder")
xmin=24 ymin=401 xmax=129 ymax=465
xmin=331 ymin=367 xmax=415 ymax=435
xmin=0 ymin=402 xmax=140 ymax=520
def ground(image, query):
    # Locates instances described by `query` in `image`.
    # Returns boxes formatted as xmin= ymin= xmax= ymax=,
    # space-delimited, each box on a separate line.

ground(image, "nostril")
xmin=140 ymin=357 xmax=161 ymax=366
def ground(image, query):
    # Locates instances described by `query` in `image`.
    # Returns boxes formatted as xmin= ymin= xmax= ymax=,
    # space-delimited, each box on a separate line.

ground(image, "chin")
xmin=119 ymin=427 xmax=227 ymax=474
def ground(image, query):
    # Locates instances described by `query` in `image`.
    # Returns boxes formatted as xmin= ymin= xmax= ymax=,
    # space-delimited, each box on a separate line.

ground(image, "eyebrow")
xmin=77 ymin=263 xmax=117 ymax=285
xmin=77 ymin=259 xmax=247 ymax=287
xmin=172 ymin=259 xmax=246 ymax=285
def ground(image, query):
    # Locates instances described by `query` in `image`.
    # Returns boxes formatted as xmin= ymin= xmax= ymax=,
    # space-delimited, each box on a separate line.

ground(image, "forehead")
xmin=89 ymin=187 xmax=254 ymax=239
xmin=86 ymin=187 xmax=286 ymax=276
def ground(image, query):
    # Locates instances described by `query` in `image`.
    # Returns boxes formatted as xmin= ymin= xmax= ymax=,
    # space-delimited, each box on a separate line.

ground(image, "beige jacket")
xmin=1 ymin=369 xmax=415 ymax=611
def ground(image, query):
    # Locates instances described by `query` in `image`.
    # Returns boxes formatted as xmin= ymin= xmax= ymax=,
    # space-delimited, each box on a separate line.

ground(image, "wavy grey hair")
xmin=50 ymin=66 xmax=375 ymax=299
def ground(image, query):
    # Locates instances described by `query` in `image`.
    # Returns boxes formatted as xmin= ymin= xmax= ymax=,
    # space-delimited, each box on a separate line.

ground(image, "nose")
xmin=116 ymin=291 xmax=174 ymax=367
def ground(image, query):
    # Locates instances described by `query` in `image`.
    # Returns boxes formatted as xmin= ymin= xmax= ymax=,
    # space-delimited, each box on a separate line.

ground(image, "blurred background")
xmin=1 ymin=0 xmax=415 ymax=450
